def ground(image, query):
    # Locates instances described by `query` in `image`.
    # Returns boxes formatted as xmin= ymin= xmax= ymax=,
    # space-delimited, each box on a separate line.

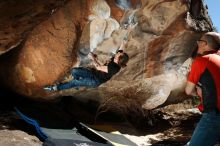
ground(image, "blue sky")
xmin=204 ymin=0 xmax=220 ymax=32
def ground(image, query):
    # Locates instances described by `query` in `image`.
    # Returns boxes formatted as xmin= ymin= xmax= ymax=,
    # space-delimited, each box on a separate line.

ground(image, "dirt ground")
xmin=0 ymin=108 xmax=199 ymax=146
xmin=0 ymin=91 xmax=203 ymax=146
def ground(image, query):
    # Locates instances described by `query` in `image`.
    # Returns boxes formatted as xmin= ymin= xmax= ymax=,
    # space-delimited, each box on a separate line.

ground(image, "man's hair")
xmin=118 ymin=53 xmax=129 ymax=68
xmin=203 ymin=32 xmax=220 ymax=50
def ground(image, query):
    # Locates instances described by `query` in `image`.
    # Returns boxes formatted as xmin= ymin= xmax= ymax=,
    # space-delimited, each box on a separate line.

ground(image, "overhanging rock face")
xmin=0 ymin=0 xmax=213 ymax=109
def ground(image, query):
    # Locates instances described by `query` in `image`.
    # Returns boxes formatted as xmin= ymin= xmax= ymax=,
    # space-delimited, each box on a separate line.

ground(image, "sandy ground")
xmin=0 ymin=100 xmax=201 ymax=146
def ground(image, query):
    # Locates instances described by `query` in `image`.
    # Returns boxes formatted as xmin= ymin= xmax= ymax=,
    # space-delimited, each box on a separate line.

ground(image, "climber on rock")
xmin=44 ymin=41 xmax=129 ymax=92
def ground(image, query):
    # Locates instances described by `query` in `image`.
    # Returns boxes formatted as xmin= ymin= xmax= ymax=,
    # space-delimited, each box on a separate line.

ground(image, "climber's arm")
xmin=88 ymin=52 xmax=108 ymax=73
xmin=117 ymin=23 xmax=137 ymax=51
xmin=96 ymin=65 xmax=108 ymax=73
xmin=118 ymin=40 xmax=127 ymax=51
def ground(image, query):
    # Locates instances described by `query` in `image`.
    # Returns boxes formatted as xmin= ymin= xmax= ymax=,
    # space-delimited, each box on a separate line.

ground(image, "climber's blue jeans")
xmin=57 ymin=67 xmax=101 ymax=90
xmin=188 ymin=111 xmax=220 ymax=146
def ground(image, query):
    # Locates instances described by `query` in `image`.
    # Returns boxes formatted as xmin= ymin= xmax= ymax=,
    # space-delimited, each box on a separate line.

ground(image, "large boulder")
xmin=0 ymin=0 xmax=91 ymax=98
xmin=0 ymin=0 xmax=213 ymax=110
xmin=0 ymin=0 xmax=67 ymax=55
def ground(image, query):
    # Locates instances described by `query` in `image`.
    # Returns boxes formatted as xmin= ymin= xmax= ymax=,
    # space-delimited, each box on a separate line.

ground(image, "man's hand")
xmin=88 ymin=52 xmax=97 ymax=61
xmin=196 ymin=85 xmax=202 ymax=97
xmin=88 ymin=52 xmax=103 ymax=70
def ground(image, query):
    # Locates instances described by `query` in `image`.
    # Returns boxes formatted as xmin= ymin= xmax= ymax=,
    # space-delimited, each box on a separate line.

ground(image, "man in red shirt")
xmin=185 ymin=32 xmax=220 ymax=146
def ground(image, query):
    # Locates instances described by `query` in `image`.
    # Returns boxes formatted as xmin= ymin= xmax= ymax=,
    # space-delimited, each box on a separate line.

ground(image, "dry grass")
xmin=95 ymin=87 xmax=162 ymax=128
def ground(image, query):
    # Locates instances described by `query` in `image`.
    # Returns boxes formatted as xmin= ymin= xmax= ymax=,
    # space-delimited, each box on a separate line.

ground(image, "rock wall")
xmin=0 ymin=0 xmax=213 ymax=109
xmin=0 ymin=0 xmax=68 ymax=55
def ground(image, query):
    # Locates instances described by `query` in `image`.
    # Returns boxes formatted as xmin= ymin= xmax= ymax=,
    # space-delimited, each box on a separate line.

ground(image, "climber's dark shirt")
xmin=92 ymin=60 xmax=121 ymax=83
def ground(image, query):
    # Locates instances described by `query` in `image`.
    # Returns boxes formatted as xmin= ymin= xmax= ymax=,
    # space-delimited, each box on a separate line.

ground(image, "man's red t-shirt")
xmin=188 ymin=52 xmax=220 ymax=112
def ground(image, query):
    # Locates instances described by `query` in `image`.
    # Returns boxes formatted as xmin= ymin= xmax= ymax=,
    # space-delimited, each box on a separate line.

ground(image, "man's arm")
xmin=96 ymin=65 xmax=108 ymax=73
xmin=185 ymin=81 xmax=198 ymax=96
xmin=118 ymin=40 xmax=127 ymax=51
xmin=88 ymin=52 xmax=108 ymax=73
